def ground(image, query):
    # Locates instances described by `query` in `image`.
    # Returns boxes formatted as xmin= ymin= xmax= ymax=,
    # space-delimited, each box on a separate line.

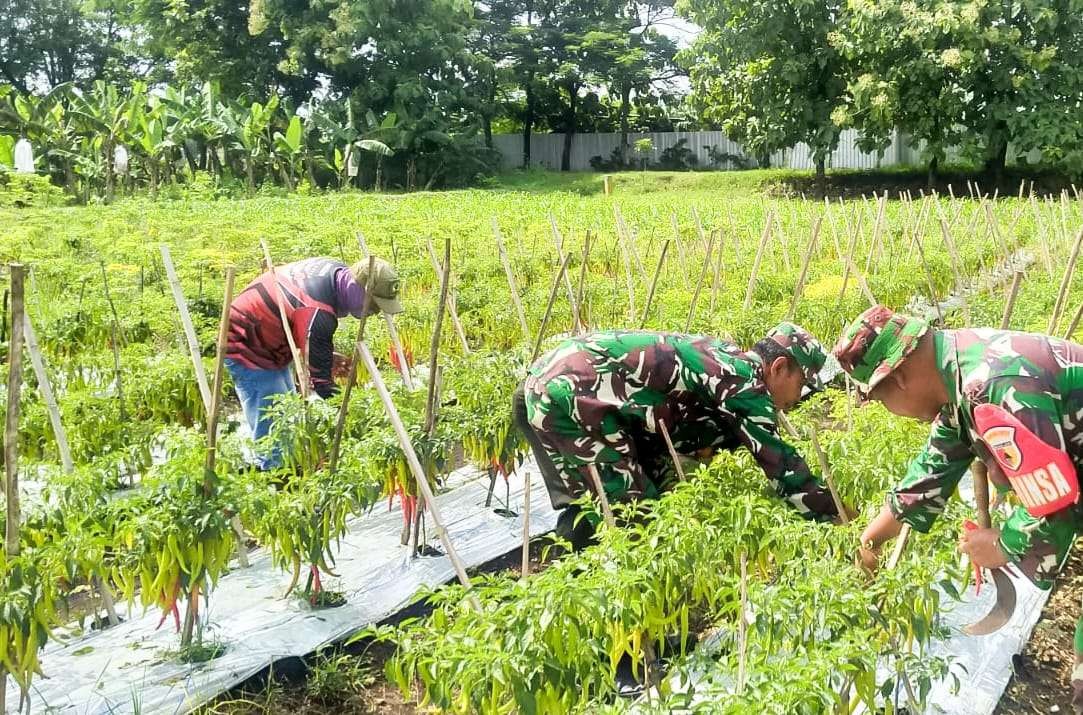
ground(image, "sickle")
xmin=963 ymin=566 xmax=1017 ymax=635
xmin=963 ymin=462 xmax=1018 ymax=635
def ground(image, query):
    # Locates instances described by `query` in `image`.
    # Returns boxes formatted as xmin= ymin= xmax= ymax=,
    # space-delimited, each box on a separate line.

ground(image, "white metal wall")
xmin=491 ymin=128 xmax=910 ymax=171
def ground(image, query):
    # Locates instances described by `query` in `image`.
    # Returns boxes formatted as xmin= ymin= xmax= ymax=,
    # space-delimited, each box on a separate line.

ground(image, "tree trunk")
xmin=984 ymin=129 xmax=1008 ymax=188
xmin=104 ymin=139 xmax=115 ymax=203
xmin=484 ymin=68 xmax=495 ymax=149
xmin=814 ymin=156 xmax=826 ymax=196
xmin=927 ymin=154 xmax=939 ymax=189
xmin=245 ymin=158 xmax=255 ymax=196
xmin=619 ymin=83 xmax=631 ymax=166
xmin=522 ymin=78 xmax=534 ymax=169
xmin=560 ymin=84 xmax=577 ymax=172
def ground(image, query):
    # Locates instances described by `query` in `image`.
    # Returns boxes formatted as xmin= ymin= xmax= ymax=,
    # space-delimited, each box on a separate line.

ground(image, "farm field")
xmin=1 ymin=170 xmax=1082 ymax=713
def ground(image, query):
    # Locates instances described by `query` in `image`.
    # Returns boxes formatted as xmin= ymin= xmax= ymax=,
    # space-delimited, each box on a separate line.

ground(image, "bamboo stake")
xmin=885 ymin=525 xmax=912 ymax=570
xmin=1063 ymin=301 xmax=1083 ymax=341
xmin=692 ymin=206 xmax=708 ymax=252
xmin=584 ymin=464 xmax=617 ymax=528
xmin=99 ymin=262 xmax=128 ymax=423
xmin=863 ymin=194 xmax=887 ymax=274
xmin=330 ymin=257 xmax=376 ymax=476
xmin=808 ymin=424 xmax=849 ymax=523
xmin=670 ymin=213 xmax=689 ymax=274
xmin=5 ymin=264 xmax=24 ymax=557
xmin=1000 ymin=270 xmax=1024 ymax=330
xmin=710 ymin=229 xmax=725 ymax=313
xmin=1030 ymin=196 xmax=1055 ymax=278
xmin=520 ymin=471 xmax=531 ymax=580
xmin=1 ymin=266 xmax=23 ymax=712
xmin=685 ymin=233 xmax=716 ymax=332
xmin=657 ymin=420 xmax=686 ymax=481
xmin=23 ymin=310 xmax=71 ymax=472
xmin=547 ymin=214 xmax=584 ymax=333
xmin=913 ymin=230 xmax=945 ymax=324
xmin=1048 ymin=227 xmax=1083 ymax=335
xmin=786 ymin=216 xmax=823 ymax=321
xmin=25 ymin=307 xmax=120 ymax=622
xmin=736 ymin=551 xmax=748 ymax=695
xmin=743 ymin=212 xmax=774 ymax=310
xmin=575 ymin=232 xmax=592 ymax=331
xmin=356 ymin=232 xmax=414 ymax=390
xmin=356 ymin=341 xmax=476 ymax=599
xmin=259 ymin=240 xmax=309 ymax=397
xmin=425 ymin=237 xmax=471 ymax=354
xmin=531 ymin=255 xmax=572 ymax=363
xmin=937 ymin=218 xmax=970 ymax=326
xmin=614 ymin=206 xmax=646 ymax=276
xmin=639 ymin=240 xmax=669 ymax=328
xmin=615 ymin=210 xmax=637 ymax=321
xmin=160 ymin=245 xmax=213 ymax=415
xmin=492 ymin=219 xmax=530 ymax=341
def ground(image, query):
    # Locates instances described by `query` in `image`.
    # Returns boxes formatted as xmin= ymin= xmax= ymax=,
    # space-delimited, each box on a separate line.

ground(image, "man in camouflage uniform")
xmin=511 ymin=324 xmax=844 ymax=545
xmin=833 ymin=305 xmax=1083 ymax=710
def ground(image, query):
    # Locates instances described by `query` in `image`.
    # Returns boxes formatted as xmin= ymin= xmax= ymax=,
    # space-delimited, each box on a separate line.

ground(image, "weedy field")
xmin=0 ymin=170 xmax=1081 ymax=713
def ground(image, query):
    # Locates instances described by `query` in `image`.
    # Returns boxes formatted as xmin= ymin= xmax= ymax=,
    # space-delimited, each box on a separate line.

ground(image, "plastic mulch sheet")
xmin=644 ymin=469 xmax=1051 ymax=715
xmin=11 ymin=463 xmax=556 ymax=715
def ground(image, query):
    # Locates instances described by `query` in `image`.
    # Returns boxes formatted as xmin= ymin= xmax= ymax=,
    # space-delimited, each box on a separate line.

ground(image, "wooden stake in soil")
xmin=912 ymin=231 xmax=945 ymax=324
xmin=548 ymin=214 xmax=584 ymax=333
xmin=362 ymin=346 xmax=478 ymax=608
xmin=615 ymin=209 xmax=638 ymax=321
xmin=160 ymin=245 xmax=213 ymax=416
xmin=520 ymin=471 xmax=531 ymax=580
xmin=492 ymin=219 xmax=530 ymax=341
xmin=259 ymin=240 xmax=310 ymax=397
xmin=1000 ymin=270 xmax=1025 ymax=330
xmin=5 ymin=264 xmax=24 ymax=557
xmin=99 ymin=262 xmax=128 ymax=422
xmin=657 ymin=420 xmax=686 ymax=482
xmin=786 ymin=216 xmax=823 ymax=322
xmin=329 ymin=257 xmax=376 ymax=476
xmin=743 ymin=212 xmax=774 ymax=310
xmin=736 ymin=551 xmax=749 ymax=695
xmin=808 ymin=424 xmax=849 ymax=523
xmin=23 ymin=310 xmax=72 ymax=473
xmin=575 ymin=232 xmax=592 ymax=330
xmin=1048 ymin=227 xmax=1083 ymax=335
xmin=584 ymin=464 xmax=617 ymax=529
xmin=685 ymin=232 xmax=716 ymax=332
xmin=531 ymin=254 xmax=572 ymax=363
xmin=639 ymin=240 xmax=669 ymax=328
xmin=425 ymin=237 xmax=471 ymax=354
xmin=356 ymin=232 xmax=415 ymax=390
xmin=26 ymin=307 xmax=120 ymax=622
xmin=1063 ymin=301 xmax=1083 ymax=341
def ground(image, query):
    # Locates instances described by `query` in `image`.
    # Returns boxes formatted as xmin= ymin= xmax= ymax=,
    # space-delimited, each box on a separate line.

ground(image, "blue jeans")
xmin=225 ymin=359 xmax=294 ymax=470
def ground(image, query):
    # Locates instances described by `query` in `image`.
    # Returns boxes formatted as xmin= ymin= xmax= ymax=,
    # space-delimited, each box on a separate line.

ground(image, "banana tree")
xmin=0 ymin=83 xmax=82 ymax=192
xmin=217 ymin=96 xmax=279 ymax=194
xmin=272 ymin=113 xmax=303 ymax=191
xmin=132 ymin=100 xmax=177 ymax=198
xmin=69 ymin=81 xmax=145 ymax=201
xmin=308 ymin=98 xmax=394 ymax=188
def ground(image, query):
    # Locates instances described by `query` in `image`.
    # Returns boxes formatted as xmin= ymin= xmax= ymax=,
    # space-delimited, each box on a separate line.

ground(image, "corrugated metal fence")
xmin=491 ymin=129 xmax=920 ymax=172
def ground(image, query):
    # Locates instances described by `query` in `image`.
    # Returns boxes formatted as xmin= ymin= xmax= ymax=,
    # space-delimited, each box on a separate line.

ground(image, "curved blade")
xmin=963 ymin=568 xmax=1017 ymax=636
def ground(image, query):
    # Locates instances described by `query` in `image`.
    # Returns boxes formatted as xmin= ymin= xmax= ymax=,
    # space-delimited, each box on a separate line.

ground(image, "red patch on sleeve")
xmin=974 ymin=403 xmax=1079 ymax=517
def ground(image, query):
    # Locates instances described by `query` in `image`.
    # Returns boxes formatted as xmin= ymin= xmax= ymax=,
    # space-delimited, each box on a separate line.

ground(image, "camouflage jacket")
xmin=889 ymin=329 xmax=1083 ymax=588
xmin=523 ymin=331 xmax=838 ymax=518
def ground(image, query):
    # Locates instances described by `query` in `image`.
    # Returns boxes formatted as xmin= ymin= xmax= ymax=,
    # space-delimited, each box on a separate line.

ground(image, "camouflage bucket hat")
xmin=766 ymin=322 xmax=829 ymax=393
xmin=832 ymin=305 xmax=929 ymax=392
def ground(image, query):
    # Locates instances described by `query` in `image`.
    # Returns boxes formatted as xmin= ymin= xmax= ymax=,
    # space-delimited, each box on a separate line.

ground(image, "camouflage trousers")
xmin=512 ymin=382 xmax=666 ymax=510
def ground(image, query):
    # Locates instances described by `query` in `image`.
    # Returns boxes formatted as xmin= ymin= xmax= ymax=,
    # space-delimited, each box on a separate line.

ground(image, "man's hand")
xmin=959 ymin=526 xmax=1009 ymax=569
xmin=857 ymin=543 xmax=881 ymax=576
xmin=332 ymin=352 xmax=351 ymax=380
